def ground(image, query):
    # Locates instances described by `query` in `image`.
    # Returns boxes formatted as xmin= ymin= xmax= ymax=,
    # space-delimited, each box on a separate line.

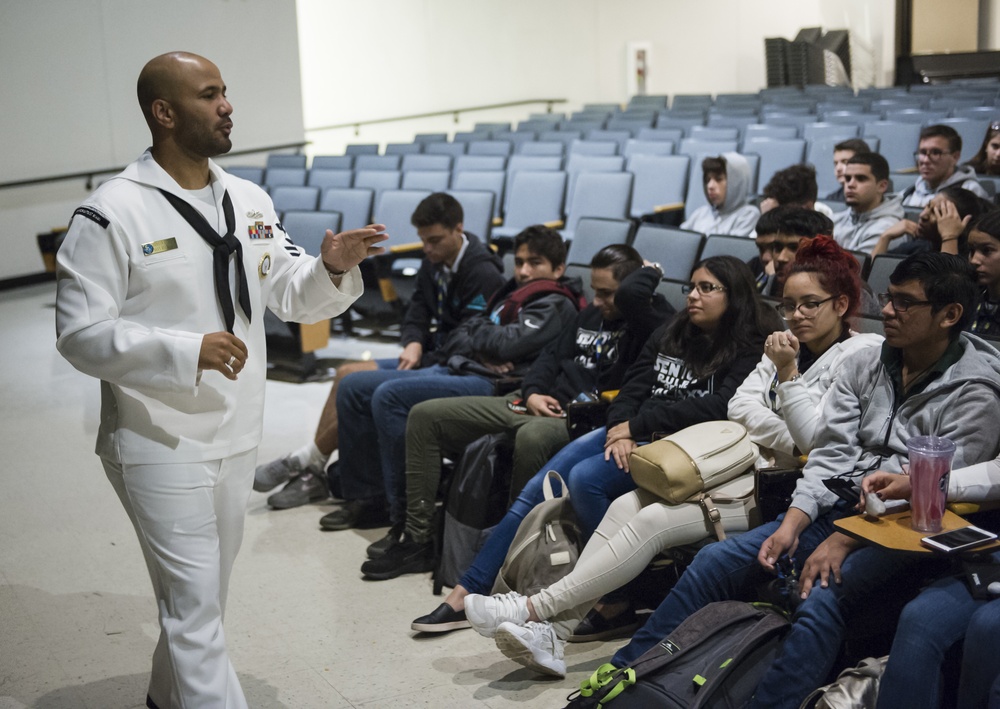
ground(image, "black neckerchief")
xmin=157 ymin=188 xmax=251 ymax=334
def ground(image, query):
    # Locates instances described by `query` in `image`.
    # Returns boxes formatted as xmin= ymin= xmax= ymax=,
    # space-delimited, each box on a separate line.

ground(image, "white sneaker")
xmin=494 ymin=620 xmax=566 ymax=678
xmin=464 ymin=592 xmax=529 ymax=638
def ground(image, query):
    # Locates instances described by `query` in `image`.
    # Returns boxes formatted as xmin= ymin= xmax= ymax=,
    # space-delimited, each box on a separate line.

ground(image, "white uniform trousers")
xmin=530 ymin=474 xmax=756 ymax=640
xmin=103 ymin=449 xmax=256 ymax=709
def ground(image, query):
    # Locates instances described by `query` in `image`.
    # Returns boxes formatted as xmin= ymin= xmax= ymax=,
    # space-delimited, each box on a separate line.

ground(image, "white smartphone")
xmin=921 ymin=526 xmax=998 ymax=554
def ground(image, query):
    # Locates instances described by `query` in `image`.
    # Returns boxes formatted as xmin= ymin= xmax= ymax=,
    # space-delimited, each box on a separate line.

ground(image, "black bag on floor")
xmin=564 ymin=601 xmax=790 ymax=709
xmin=435 ymin=433 xmax=513 ymax=592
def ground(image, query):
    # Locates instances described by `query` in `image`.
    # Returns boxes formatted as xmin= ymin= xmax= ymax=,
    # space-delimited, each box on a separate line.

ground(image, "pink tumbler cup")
xmin=906 ymin=435 xmax=956 ymax=533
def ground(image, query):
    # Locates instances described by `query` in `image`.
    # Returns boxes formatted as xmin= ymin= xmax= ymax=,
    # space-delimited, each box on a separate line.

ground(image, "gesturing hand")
xmin=321 ymin=223 xmax=389 ymax=274
xmin=199 ymin=332 xmax=248 ymax=381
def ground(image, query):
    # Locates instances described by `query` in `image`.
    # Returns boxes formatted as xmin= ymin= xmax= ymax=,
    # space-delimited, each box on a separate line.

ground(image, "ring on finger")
xmin=228 ymin=355 xmax=236 ymax=366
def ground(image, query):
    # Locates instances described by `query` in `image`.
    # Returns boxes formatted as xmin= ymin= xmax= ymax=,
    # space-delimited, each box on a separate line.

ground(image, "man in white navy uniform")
xmin=55 ymin=51 xmax=387 ymax=709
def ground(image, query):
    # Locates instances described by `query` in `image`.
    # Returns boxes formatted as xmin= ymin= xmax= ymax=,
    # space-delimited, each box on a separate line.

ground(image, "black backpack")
xmin=433 ymin=433 xmax=513 ymax=593
xmin=564 ymin=601 xmax=790 ymax=709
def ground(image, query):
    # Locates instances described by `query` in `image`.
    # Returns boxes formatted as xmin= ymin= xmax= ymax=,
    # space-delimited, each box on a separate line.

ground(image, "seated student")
xmin=826 ymin=138 xmax=871 ymax=201
xmin=254 ymin=192 xmax=505 ymax=509
xmin=680 ymin=153 xmax=760 ymax=236
xmin=363 ymin=246 xmax=674 ymax=585
xmin=748 ymin=208 xmax=780 ymax=293
xmin=757 ymin=206 xmax=834 ymax=296
xmin=860 ymin=464 xmax=1000 ymax=709
xmin=966 ymin=120 xmax=1000 ymax=176
xmin=460 ymin=237 xmax=882 ymax=678
xmin=324 ymin=226 xmax=584 ymax=535
xmin=759 ymin=164 xmax=834 ymax=219
xmin=969 ymin=209 xmax=1000 ymax=336
xmin=831 ymin=153 xmax=904 ymax=253
xmin=902 ymin=124 xmax=990 ymax=208
xmin=871 ymin=185 xmax=992 ymax=258
xmin=606 ymin=252 xmax=1000 ymax=709
xmin=401 ymin=258 xmax=779 ymax=646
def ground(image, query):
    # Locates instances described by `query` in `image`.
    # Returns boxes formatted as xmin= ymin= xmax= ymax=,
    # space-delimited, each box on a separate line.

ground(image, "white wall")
xmin=0 ymin=0 xmax=303 ymax=281
xmin=2 ymin=0 xmax=898 ymax=281
xmin=298 ymin=0 xmax=897 ymax=154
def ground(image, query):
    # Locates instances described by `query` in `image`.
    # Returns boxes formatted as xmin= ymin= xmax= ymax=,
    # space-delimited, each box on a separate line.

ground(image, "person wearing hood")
xmin=681 ymin=153 xmax=760 ymax=236
xmin=832 ymin=152 xmax=904 ymax=253
xmin=54 ymin=52 xmax=385 ymax=708
xmin=902 ymin=125 xmax=989 ymax=207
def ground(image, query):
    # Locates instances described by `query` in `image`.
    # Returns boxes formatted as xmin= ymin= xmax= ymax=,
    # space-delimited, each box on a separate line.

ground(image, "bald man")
xmin=55 ymin=52 xmax=386 ymax=709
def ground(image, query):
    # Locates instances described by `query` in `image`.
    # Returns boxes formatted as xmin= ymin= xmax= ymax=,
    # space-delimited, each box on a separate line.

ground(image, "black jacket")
xmin=607 ymin=323 xmax=763 ymax=440
xmin=435 ymin=275 xmax=586 ymax=375
xmin=399 ymin=233 xmax=505 ymax=367
xmin=521 ymin=266 xmax=674 ymax=406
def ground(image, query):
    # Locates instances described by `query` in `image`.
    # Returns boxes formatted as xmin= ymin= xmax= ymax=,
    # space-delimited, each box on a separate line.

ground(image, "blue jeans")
xmin=459 ymin=427 xmax=607 ymax=594
xmin=877 ymin=573 xmax=979 ymax=709
xmin=337 ymin=364 xmax=492 ymax=522
xmin=565 ymin=446 xmax=641 ymax=538
xmin=960 ymin=595 xmax=1000 ymax=709
xmin=613 ymin=506 xmax=944 ymax=709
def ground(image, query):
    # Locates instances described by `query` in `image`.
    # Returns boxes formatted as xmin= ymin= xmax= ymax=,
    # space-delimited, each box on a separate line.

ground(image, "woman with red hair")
xmin=461 ymin=236 xmax=884 ymax=678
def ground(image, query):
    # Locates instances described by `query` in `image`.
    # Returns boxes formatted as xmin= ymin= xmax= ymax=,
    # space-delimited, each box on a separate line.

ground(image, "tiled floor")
xmin=0 ymin=283 xmax=620 ymax=708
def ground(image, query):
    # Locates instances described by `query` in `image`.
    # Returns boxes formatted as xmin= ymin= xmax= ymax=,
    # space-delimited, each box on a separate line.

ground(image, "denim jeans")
xmin=959 ymin=594 xmax=1000 ymax=709
xmin=337 ymin=364 xmax=492 ymax=522
xmin=877 ymin=572 xmax=980 ymax=709
xmin=612 ymin=505 xmax=945 ymax=709
xmin=564 ymin=446 xmax=642 ymax=538
xmin=459 ymin=427 xmax=607 ymax=594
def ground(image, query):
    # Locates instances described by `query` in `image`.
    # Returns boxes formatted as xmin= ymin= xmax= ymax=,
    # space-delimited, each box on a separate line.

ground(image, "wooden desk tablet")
xmin=835 ymin=509 xmax=1000 ymax=554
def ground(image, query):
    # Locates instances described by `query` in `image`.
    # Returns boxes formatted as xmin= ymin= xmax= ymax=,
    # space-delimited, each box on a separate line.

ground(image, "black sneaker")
xmin=411 ymin=603 xmax=470 ymax=633
xmin=567 ymin=605 xmax=641 ymax=643
xmin=360 ymin=534 xmax=434 ymax=580
xmin=367 ymin=522 xmax=405 ymax=559
xmin=266 ymin=471 xmax=330 ymax=509
xmin=319 ymin=498 xmax=390 ymax=531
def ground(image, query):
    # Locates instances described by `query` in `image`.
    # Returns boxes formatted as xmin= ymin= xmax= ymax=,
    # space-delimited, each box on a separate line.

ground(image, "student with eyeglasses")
xmin=603 ymin=252 xmax=1000 ymax=709
xmin=459 ymin=238 xmax=881 ymax=680
xmin=965 ymin=120 xmax=1000 ymax=177
xmin=901 ymin=125 xmax=989 ymax=208
xmin=453 ymin=256 xmax=781 ymax=677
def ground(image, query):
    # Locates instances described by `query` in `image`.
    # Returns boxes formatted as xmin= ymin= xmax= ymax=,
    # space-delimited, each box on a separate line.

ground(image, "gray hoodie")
xmin=681 ymin=152 xmax=760 ymax=236
xmin=832 ymin=195 xmax=905 ymax=253
xmin=790 ymin=333 xmax=1000 ymax=521
xmin=901 ymin=164 xmax=989 ymax=207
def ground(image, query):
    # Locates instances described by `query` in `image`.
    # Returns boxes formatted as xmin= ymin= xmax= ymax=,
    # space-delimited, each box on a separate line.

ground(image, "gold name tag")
xmin=141 ymin=238 xmax=178 ymax=256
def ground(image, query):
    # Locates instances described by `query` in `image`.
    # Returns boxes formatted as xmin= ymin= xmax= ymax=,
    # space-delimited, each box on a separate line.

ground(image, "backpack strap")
xmin=698 ymin=494 xmax=728 ymax=541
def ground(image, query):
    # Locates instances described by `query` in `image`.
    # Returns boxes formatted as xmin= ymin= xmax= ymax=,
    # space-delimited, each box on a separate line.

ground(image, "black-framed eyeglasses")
xmin=775 ymin=296 xmax=836 ymax=319
xmin=913 ymin=149 xmax=954 ymax=161
xmin=877 ymin=292 xmax=934 ymax=312
xmin=681 ymin=281 xmax=726 ymax=295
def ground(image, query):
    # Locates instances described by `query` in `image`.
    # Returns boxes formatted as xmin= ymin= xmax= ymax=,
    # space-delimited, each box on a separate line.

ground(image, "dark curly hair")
xmin=763 ymin=164 xmax=818 ymax=206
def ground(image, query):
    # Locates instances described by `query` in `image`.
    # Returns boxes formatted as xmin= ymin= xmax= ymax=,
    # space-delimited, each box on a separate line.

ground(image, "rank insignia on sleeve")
xmin=258 ymin=252 xmax=272 ymax=278
xmin=141 ymin=238 xmax=178 ymax=256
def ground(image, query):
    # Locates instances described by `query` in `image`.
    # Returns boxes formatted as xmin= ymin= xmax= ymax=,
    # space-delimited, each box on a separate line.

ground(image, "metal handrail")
xmin=0 ymin=140 xmax=309 ymax=191
xmin=307 ymin=98 xmax=567 ymax=135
